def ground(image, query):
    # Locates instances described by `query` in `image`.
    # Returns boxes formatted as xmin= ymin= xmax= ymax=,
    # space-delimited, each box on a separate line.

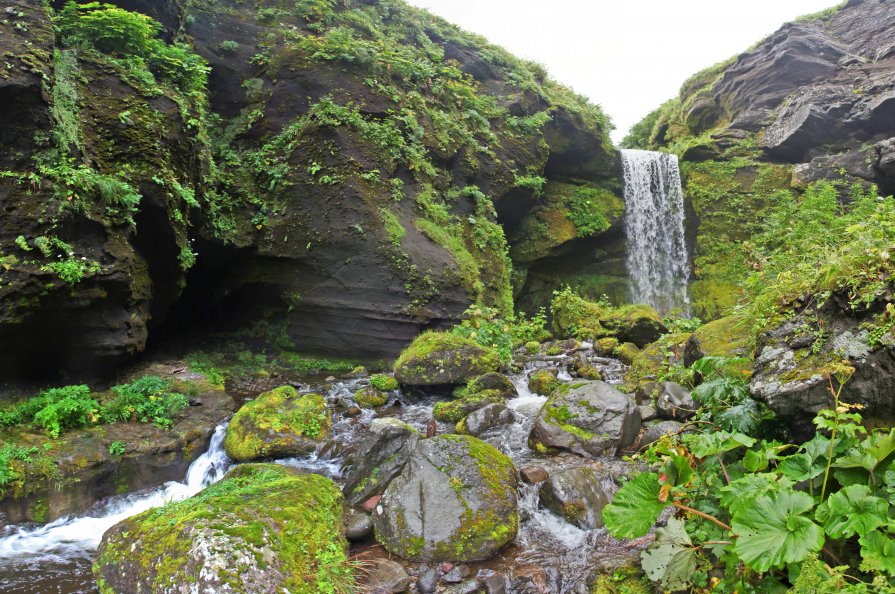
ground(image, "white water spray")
xmin=0 ymin=423 xmax=230 ymax=561
xmin=621 ymin=149 xmax=690 ymax=314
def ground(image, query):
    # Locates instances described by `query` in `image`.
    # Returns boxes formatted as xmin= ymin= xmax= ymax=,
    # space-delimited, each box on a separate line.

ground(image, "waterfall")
xmin=621 ymin=149 xmax=690 ymax=314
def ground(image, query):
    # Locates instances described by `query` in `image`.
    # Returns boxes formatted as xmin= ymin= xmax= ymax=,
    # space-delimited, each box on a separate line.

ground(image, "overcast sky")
xmin=405 ymin=0 xmax=839 ymax=143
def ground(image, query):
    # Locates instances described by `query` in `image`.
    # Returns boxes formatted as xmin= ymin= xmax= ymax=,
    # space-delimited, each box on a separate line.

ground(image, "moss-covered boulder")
xmin=342 ymin=418 xmax=420 ymax=506
xmin=393 ymin=332 xmax=501 ymax=386
xmin=529 ymin=381 xmax=640 ymax=457
xmin=614 ymin=342 xmax=640 ymax=365
xmin=434 ymin=389 xmax=504 ymax=423
xmin=354 ymin=387 xmax=389 ymax=408
xmin=594 ymin=337 xmax=620 ymax=356
xmin=528 ymin=368 xmax=561 ymax=396
xmin=369 ymin=374 xmax=400 ymax=392
xmin=454 ymin=372 xmax=517 ymax=400
xmin=224 ymin=387 xmax=330 ymax=462
xmin=94 ymin=464 xmax=350 ymax=594
xmin=626 ymin=332 xmax=691 ymax=391
xmin=683 ymin=316 xmax=752 ymax=366
xmin=551 ymin=291 xmax=666 ymax=347
xmin=372 ymin=434 xmax=518 ymax=562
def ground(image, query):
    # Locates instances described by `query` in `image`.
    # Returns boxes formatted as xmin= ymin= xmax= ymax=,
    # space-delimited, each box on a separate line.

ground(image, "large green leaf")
xmin=859 ymin=530 xmax=895 ymax=574
xmin=779 ymin=453 xmax=825 ymax=482
xmin=720 ymin=473 xmax=795 ymax=516
xmin=731 ymin=490 xmax=824 ymax=572
xmin=640 ymin=517 xmax=698 ymax=591
xmin=815 ymin=485 xmax=888 ymax=538
xmin=685 ymin=431 xmax=756 ymax=458
xmin=602 ymin=472 xmax=668 ymax=539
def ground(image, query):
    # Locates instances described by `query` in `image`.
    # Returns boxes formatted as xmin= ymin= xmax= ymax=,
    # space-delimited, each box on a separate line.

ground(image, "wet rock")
xmin=528 ymin=368 xmax=561 ymax=396
xmin=434 ymin=389 xmax=504 ymax=423
xmin=655 ymin=382 xmax=697 ymax=421
xmin=354 ymin=386 xmax=389 ymax=408
xmin=456 ymin=403 xmax=515 ymax=436
xmin=360 ymin=559 xmax=411 ymax=593
xmin=372 ymin=434 xmax=518 ymax=562
xmin=393 ymin=332 xmax=501 ymax=386
xmin=442 ymin=564 xmax=472 ymax=583
xmin=482 ymin=574 xmax=508 ymax=594
xmin=640 ymin=420 xmax=688 ymax=448
xmin=459 ymin=372 xmax=517 ymax=399
xmin=442 ymin=578 xmax=485 ymax=594
xmin=345 ymin=512 xmax=373 ymax=541
xmin=529 ymin=381 xmax=641 ymax=457
xmin=551 ymin=293 xmax=666 ymax=347
xmin=538 ymin=467 xmax=610 ymax=529
xmin=94 ymin=465 xmax=347 ymax=594
xmin=418 ymin=568 xmax=439 ymax=593
xmin=519 ymin=466 xmax=549 ymax=484
xmin=342 ymin=418 xmax=420 ymax=506
xmin=363 ymin=495 xmax=382 ymax=513
xmin=224 ymin=387 xmax=331 ymax=462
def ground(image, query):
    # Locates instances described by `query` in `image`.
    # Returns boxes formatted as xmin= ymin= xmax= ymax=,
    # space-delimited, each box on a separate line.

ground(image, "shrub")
xmin=105 ymin=375 xmax=189 ymax=429
xmin=30 ymin=385 xmax=101 ymax=437
xmin=450 ymin=305 xmax=549 ymax=362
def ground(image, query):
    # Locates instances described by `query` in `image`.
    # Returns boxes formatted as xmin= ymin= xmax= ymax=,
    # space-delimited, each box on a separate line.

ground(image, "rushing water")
xmin=621 ymin=149 xmax=690 ymax=314
xmin=0 ymin=347 xmax=641 ymax=594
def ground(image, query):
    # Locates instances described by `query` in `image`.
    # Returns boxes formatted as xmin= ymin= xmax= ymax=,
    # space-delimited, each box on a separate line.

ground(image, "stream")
xmin=0 ymin=347 xmax=640 ymax=594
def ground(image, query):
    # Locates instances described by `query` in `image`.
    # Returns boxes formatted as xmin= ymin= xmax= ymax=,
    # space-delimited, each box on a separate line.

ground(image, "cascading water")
xmin=0 ymin=424 xmax=231 ymax=594
xmin=621 ymin=149 xmax=690 ymax=314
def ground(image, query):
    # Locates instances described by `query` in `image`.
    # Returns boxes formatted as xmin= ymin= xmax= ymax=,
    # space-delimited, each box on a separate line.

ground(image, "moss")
xmin=93 ymin=465 xmax=351 ymax=593
xmin=369 ymin=373 xmax=399 ymax=392
xmin=393 ymin=331 xmax=501 ymax=385
xmin=543 ymin=402 xmax=595 ymax=441
xmin=546 ymin=345 xmax=564 ymax=356
xmin=354 ymin=387 xmax=388 ymax=408
xmin=528 ymin=369 xmax=561 ymax=396
xmin=551 ymin=289 xmax=662 ymax=341
xmin=589 ymin=566 xmax=652 ymax=594
xmin=224 ymin=387 xmax=331 ymax=462
xmin=524 ymin=340 xmax=541 ymax=354
xmin=614 ymin=342 xmax=640 ymax=365
xmin=689 ymin=315 xmax=752 ymax=365
xmin=594 ymin=337 xmax=620 ymax=356
xmin=433 ymin=389 xmax=503 ymax=422
xmin=626 ymin=332 xmax=691 ymax=390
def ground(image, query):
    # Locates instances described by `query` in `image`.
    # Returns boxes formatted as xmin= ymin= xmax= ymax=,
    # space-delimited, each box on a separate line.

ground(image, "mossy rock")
xmin=626 ymin=332 xmax=691 ymax=391
xmin=224 ymin=387 xmax=331 ymax=462
xmin=453 ymin=372 xmax=517 ymax=400
xmin=433 ymin=389 xmax=503 ymax=423
xmin=684 ymin=315 xmax=752 ymax=367
xmin=594 ymin=337 xmax=620 ymax=356
xmin=689 ymin=279 xmax=741 ymax=321
xmin=354 ymin=387 xmax=389 ymax=408
xmin=524 ymin=341 xmax=541 ymax=354
xmin=588 ymin=567 xmax=652 ymax=594
xmin=372 ymin=434 xmax=518 ymax=562
xmin=551 ymin=292 xmax=666 ymax=347
xmin=528 ymin=369 xmax=561 ymax=396
xmin=614 ymin=342 xmax=640 ymax=365
xmin=369 ymin=374 xmax=400 ymax=392
xmin=576 ymin=364 xmax=603 ymax=380
xmin=93 ymin=465 xmax=350 ymax=594
xmin=393 ymin=331 xmax=501 ymax=386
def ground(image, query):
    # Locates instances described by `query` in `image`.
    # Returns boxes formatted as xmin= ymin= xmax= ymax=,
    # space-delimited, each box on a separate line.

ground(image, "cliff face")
xmin=628 ymin=0 xmax=895 ymax=318
xmin=0 ymin=0 xmax=620 ymax=380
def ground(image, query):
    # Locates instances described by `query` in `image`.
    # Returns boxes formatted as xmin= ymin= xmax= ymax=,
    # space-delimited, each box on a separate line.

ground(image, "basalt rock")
xmin=394 ymin=332 xmax=502 ymax=387
xmin=341 ymin=418 xmax=420 ymax=506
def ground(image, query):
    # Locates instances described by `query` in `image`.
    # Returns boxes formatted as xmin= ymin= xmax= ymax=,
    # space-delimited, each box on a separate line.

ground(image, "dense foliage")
xmin=449 ymin=305 xmax=549 ymax=362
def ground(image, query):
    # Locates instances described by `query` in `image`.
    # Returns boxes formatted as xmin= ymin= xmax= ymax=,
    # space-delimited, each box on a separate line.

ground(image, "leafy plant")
xmin=30 ymin=385 xmax=101 ymax=437
xmin=108 ymin=441 xmax=126 ymax=455
xmin=105 ymin=375 xmax=189 ymax=429
xmin=450 ymin=305 xmax=549 ymax=362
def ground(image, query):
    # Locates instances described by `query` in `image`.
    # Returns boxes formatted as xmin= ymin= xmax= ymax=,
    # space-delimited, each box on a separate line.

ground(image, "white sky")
xmin=406 ymin=0 xmax=839 ymax=142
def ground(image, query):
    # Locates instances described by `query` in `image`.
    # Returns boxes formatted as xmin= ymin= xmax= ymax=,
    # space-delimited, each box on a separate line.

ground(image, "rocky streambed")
xmin=0 ymin=342 xmax=680 ymax=593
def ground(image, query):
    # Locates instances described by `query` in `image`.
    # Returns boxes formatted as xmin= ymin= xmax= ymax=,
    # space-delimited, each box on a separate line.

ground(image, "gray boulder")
xmin=640 ymin=420 xmax=688 ymax=448
xmin=655 ymin=382 xmax=697 ymax=421
xmin=457 ymin=403 xmax=515 ymax=436
xmin=538 ymin=467 xmax=611 ymax=529
xmin=360 ymin=559 xmax=411 ymax=593
xmin=372 ymin=434 xmax=518 ymax=562
xmin=341 ymin=418 xmax=420 ymax=506
xmin=528 ymin=381 xmax=641 ymax=456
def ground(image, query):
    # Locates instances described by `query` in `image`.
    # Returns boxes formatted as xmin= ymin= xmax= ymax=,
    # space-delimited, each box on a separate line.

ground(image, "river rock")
xmin=372 ymin=434 xmax=519 ymax=562
xmin=551 ymin=292 xmax=666 ymax=347
xmin=460 ymin=372 xmax=517 ymax=399
xmin=456 ymin=403 xmax=515 ymax=436
xmin=345 ymin=511 xmax=374 ymax=541
xmin=342 ymin=418 xmax=420 ymax=506
xmin=393 ymin=332 xmax=502 ymax=386
xmin=93 ymin=465 xmax=348 ymax=594
xmin=443 ymin=579 xmax=485 ymax=594
xmin=359 ymin=559 xmax=411 ymax=593
xmin=434 ymin=389 xmax=504 ymax=423
xmin=640 ymin=420 xmax=688 ymax=448
xmin=354 ymin=386 xmax=389 ymax=408
xmin=638 ymin=404 xmax=658 ymax=422
xmin=520 ymin=466 xmax=549 ymax=484
xmin=224 ymin=387 xmax=331 ymax=462
xmin=528 ymin=381 xmax=641 ymax=457
xmin=528 ymin=368 xmax=561 ymax=395
xmin=655 ymin=382 xmax=697 ymax=421
xmin=538 ymin=466 xmax=610 ymax=529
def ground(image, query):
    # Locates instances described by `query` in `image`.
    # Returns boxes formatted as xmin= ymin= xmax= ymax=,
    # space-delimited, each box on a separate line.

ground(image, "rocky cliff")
xmin=0 ymin=0 xmax=621 ymax=381
xmin=627 ymin=0 xmax=895 ymax=317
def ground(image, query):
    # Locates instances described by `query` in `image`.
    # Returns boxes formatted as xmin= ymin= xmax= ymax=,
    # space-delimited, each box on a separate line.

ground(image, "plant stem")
xmin=718 ymin=455 xmax=731 ymax=484
xmin=820 ymin=378 xmax=841 ymax=501
xmin=673 ymin=502 xmax=732 ymax=532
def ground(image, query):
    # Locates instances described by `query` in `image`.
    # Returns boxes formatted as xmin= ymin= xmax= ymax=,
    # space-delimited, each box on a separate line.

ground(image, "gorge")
xmin=2 ymin=0 xmax=895 ymax=593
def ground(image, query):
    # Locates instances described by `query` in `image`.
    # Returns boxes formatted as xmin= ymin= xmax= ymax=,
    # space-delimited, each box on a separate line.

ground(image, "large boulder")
xmin=224 ymin=386 xmax=330 ymax=462
xmin=94 ymin=464 xmax=349 ymax=594
xmin=528 ymin=381 xmax=641 ymax=456
xmin=550 ymin=291 xmax=665 ymax=347
xmin=655 ymin=382 xmax=697 ymax=421
xmin=456 ymin=403 xmax=515 ymax=436
xmin=341 ymin=418 xmax=420 ymax=506
xmin=372 ymin=434 xmax=518 ymax=562
xmin=394 ymin=332 xmax=501 ymax=386
xmin=538 ymin=466 xmax=611 ymax=529
xmin=434 ymin=389 xmax=505 ymax=423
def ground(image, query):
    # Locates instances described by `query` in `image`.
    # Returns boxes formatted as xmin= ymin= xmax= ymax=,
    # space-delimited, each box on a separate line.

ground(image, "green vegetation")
xmin=449 ymin=305 xmax=549 ymax=362
xmin=0 ymin=376 xmax=189 ymax=437
xmin=369 ymin=373 xmax=399 ymax=391
xmin=605 ymin=358 xmax=895 ymax=592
